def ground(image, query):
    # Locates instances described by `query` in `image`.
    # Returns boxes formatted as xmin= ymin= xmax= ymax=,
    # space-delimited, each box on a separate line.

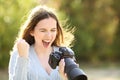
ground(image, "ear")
xmin=30 ymin=31 xmax=34 ymax=36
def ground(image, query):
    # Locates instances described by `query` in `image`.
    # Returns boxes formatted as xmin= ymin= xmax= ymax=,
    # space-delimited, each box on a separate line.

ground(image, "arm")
xmin=9 ymin=52 xmax=28 ymax=80
xmin=9 ymin=39 xmax=29 ymax=80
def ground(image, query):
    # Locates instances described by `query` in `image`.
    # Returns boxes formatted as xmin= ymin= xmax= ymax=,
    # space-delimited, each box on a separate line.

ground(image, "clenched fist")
xmin=17 ymin=39 xmax=30 ymax=58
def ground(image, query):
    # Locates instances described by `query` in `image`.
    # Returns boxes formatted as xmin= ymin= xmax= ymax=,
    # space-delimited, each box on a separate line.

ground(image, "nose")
xmin=45 ymin=32 xmax=51 ymax=37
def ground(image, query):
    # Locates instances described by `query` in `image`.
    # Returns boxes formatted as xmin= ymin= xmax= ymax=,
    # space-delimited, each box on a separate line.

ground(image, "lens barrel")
xmin=65 ymin=58 xmax=87 ymax=80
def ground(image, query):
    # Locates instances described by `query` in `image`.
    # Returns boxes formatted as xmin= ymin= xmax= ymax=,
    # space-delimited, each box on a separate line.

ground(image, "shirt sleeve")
xmin=9 ymin=50 xmax=29 ymax=80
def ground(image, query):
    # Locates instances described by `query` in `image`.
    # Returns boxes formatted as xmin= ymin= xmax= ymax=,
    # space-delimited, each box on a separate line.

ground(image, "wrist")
xmin=59 ymin=71 xmax=68 ymax=80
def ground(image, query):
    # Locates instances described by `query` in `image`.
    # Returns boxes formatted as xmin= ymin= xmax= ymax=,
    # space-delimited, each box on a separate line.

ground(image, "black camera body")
xmin=48 ymin=47 xmax=87 ymax=80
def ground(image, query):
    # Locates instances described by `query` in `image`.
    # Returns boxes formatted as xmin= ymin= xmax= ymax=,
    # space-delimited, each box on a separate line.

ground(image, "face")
xmin=31 ymin=17 xmax=57 ymax=48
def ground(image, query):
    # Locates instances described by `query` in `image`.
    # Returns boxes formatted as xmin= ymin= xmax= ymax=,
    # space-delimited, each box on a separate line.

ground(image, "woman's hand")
xmin=16 ymin=39 xmax=30 ymax=58
xmin=59 ymin=59 xmax=68 ymax=80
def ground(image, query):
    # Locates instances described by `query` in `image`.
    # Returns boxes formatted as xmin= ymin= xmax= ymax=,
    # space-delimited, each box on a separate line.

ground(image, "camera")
xmin=48 ymin=47 xmax=87 ymax=80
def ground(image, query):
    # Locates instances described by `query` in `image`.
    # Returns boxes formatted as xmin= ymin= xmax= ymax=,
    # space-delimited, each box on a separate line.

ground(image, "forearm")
xmin=9 ymin=57 xmax=28 ymax=80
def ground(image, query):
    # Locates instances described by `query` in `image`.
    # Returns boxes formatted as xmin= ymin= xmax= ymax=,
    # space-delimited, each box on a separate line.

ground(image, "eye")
xmin=51 ymin=30 xmax=56 ymax=32
xmin=40 ymin=30 xmax=45 ymax=32
xmin=39 ymin=29 xmax=46 ymax=32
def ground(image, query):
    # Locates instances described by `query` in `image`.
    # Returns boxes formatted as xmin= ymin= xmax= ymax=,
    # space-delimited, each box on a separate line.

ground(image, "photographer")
xmin=9 ymin=5 xmax=87 ymax=80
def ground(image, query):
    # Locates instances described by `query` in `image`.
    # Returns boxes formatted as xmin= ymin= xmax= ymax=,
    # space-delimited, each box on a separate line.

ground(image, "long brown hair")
xmin=17 ymin=6 xmax=64 ymax=46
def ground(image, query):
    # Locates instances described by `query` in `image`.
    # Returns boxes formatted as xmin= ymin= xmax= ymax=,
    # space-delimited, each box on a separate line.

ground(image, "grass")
xmin=0 ymin=69 xmax=8 ymax=80
xmin=81 ymin=62 xmax=120 ymax=80
xmin=85 ymin=67 xmax=120 ymax=80
xmin=0 ymin=63 xmax=120 ymax=80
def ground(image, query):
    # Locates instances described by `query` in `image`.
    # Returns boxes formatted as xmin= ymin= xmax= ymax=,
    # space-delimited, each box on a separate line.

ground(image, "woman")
xmin=9 ymin=5 xmax=74 ymax=80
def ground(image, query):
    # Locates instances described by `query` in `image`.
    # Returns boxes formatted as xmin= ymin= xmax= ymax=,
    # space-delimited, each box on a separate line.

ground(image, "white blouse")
xmin=9 ymin=45 xmax=63 ymax=80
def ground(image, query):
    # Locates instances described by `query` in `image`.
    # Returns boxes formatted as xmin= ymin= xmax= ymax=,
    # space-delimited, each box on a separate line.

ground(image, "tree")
xmin=58 ymin=0 xmax=118 ymax=63
xmin=0 ymin=0 xmax=37 ymax=68
xmin=111 ymin=0 xmax=120 ymax=60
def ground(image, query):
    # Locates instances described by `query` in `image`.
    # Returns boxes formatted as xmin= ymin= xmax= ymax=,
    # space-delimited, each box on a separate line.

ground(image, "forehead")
xmin=35 ymin=17 xmax=57 ymax=29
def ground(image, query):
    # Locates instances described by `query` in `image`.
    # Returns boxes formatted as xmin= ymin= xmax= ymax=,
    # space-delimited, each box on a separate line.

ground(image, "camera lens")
xmin=64 ymin=58 xmax=87 ymax=80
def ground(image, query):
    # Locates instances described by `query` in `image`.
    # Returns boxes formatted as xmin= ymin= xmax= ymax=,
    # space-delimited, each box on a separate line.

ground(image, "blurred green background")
xmin=0 ymin=0 xmax=120 ymax=80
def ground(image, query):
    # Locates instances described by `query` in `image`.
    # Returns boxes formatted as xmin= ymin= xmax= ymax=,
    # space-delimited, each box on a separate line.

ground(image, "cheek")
xmin=51 ymin=33 xmax=57 ymax=41
xmin=53 ymin=32 xmax=57 ymax=38
xmin=33 ymin=32 xmax=43 ymax=41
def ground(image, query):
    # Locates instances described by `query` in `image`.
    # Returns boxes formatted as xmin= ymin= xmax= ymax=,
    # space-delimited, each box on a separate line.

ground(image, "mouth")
xmin=42 ymin=40 xmax=51 ymax=48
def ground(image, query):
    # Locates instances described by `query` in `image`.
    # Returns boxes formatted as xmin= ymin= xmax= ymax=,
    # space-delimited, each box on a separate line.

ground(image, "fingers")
xmin=17 ymin=39 xmax=29 ymax=50
xmin=17 ymin=39 xmax=29 ymax=58
xmin=58 ymin=59 xmax=68 ymax=80
xmin=59 ymin=59 xmax=65 ymax=73
xmin=17 ymin=39 xmax=28 ymax=46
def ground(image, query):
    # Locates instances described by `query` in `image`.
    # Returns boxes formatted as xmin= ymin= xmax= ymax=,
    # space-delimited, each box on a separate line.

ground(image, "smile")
xmin=42 ymin=40 xmax=51 ymax=48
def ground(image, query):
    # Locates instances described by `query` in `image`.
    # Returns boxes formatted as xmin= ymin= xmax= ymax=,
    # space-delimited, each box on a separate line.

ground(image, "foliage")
xmin=58 ymin=0 xmax=120 ymax=63
xmin=0 ymin=0 xmax=120 ymax=68
xmin=0 ymin=0 xmax=38 ymax=68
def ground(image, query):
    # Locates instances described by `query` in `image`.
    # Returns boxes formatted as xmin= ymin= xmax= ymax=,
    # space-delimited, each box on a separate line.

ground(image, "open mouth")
xmin=42 ymin=40 xmax=50 ymax=48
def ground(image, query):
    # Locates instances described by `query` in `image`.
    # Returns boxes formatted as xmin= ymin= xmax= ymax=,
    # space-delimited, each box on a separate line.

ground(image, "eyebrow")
xmin=51 ymin=28 xmax=57 ymax=30
xmin=39 ymin=28 xmax=57 ymax=30
xmin=40 ymin=27 xmax=57 ymax=29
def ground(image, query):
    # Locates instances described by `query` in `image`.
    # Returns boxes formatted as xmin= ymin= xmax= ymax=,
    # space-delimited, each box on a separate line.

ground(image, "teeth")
xmin=43 ymin=40 xmax=50 ymax=42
